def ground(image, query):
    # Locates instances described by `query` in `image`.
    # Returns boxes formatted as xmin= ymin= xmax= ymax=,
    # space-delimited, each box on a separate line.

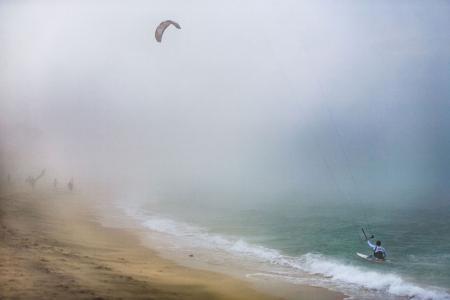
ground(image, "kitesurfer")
xmin=368 ymin=240 xmax=387 ymax=260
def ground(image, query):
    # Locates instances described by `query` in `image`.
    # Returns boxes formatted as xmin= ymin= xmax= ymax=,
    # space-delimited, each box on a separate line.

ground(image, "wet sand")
xmin=0 ymin=188 xmax=344 ymax=300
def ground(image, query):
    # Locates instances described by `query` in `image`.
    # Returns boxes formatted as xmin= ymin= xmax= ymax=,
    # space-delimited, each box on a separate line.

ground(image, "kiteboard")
xmin=356 ymin=252 xmax=385 ymax=263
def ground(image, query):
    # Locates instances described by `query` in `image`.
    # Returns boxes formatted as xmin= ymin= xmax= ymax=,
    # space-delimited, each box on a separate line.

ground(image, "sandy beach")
xmin=0 ymin=188 xmax=344 ymax=300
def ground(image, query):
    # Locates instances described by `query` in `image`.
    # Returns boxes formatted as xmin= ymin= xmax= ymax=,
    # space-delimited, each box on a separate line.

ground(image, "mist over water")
xmin=1 ymin=0 xmax=450 ymax=298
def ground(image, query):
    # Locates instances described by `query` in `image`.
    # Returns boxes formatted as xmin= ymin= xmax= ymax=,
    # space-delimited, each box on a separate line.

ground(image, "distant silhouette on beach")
xmin=67 ymin=178 xmax=74 ymax=192
xmin=25 ymin=169 xmax=46 ymax=189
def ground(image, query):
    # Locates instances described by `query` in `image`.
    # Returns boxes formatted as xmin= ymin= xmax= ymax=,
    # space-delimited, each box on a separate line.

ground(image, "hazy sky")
xmin=1 ymin=0 xmax=449 ymax=204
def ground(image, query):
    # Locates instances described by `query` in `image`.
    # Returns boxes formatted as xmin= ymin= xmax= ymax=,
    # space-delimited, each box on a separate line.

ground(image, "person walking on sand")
xmin=67 ymin=178 xmax=74 ymax=191
xmin=53 ymin=178 xmax=58 ymax=189
xmin=26 ymin=169 xmax=46 ymax=189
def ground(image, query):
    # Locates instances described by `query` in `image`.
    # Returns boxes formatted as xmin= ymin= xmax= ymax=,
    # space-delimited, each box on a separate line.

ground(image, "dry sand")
xmin=0 ymin=188 xmax=344 ymax=300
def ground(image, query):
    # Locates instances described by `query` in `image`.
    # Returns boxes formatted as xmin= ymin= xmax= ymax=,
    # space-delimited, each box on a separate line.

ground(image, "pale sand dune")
xmin=0 ymin=189 xmax=344 ymax=300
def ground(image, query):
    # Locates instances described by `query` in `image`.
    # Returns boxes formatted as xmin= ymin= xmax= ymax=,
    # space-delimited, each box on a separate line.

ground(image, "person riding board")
xmin=367 ymin=240 xmax=387 ymax=260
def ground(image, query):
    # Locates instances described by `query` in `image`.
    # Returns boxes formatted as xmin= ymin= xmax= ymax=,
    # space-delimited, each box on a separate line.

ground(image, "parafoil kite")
xmin=155 ymin=20 xmax=181 ymax=42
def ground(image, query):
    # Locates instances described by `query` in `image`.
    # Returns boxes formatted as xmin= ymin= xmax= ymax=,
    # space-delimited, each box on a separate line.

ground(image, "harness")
xmin=374 ymin=246 xmax=385 ymax=259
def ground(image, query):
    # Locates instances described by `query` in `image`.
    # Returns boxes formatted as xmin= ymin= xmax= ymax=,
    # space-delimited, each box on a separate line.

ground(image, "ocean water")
xmin=118 ymin=197 xmax=450 ymax=300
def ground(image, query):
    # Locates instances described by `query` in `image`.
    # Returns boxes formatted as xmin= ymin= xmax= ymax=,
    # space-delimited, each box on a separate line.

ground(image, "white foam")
xmin=295 ymin=253 xmax=450 ymax=300
xmin=119 ymin=204 xmax=450 ymax=300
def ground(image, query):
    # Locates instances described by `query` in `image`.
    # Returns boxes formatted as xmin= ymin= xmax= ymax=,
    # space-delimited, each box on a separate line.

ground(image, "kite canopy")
xmin=155 ymin=20 xmax=181 ymax=42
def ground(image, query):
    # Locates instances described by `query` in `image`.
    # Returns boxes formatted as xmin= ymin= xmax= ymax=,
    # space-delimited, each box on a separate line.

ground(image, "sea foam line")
xmin=120 ymin=204 xmax=450 ymax=300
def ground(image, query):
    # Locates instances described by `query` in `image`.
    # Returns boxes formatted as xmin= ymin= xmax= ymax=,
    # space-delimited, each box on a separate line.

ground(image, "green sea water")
xmin=140 ymin=196 xmax=450 ymax=299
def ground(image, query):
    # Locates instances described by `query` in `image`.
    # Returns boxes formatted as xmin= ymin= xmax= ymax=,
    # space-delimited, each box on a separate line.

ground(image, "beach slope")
xmin=0 ymin=190 xmax=342 ymax=300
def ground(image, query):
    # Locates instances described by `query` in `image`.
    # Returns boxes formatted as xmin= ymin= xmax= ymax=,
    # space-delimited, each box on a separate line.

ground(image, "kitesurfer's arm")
xmin=367 ymin=240 xmax=376 ymax=251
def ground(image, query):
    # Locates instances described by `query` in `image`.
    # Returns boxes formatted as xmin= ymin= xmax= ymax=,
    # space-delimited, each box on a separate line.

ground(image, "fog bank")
xmin=1 ymin=0 xmax=449 ymax=205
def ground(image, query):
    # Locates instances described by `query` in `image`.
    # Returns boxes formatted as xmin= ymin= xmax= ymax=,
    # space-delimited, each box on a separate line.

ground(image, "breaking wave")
xmin=120 ymin=205 xmax=450 ymax=300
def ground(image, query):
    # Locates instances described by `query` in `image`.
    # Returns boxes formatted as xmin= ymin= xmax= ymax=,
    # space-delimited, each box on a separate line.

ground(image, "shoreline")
xmin=0 ymin=188 xmax=344 ymax=300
